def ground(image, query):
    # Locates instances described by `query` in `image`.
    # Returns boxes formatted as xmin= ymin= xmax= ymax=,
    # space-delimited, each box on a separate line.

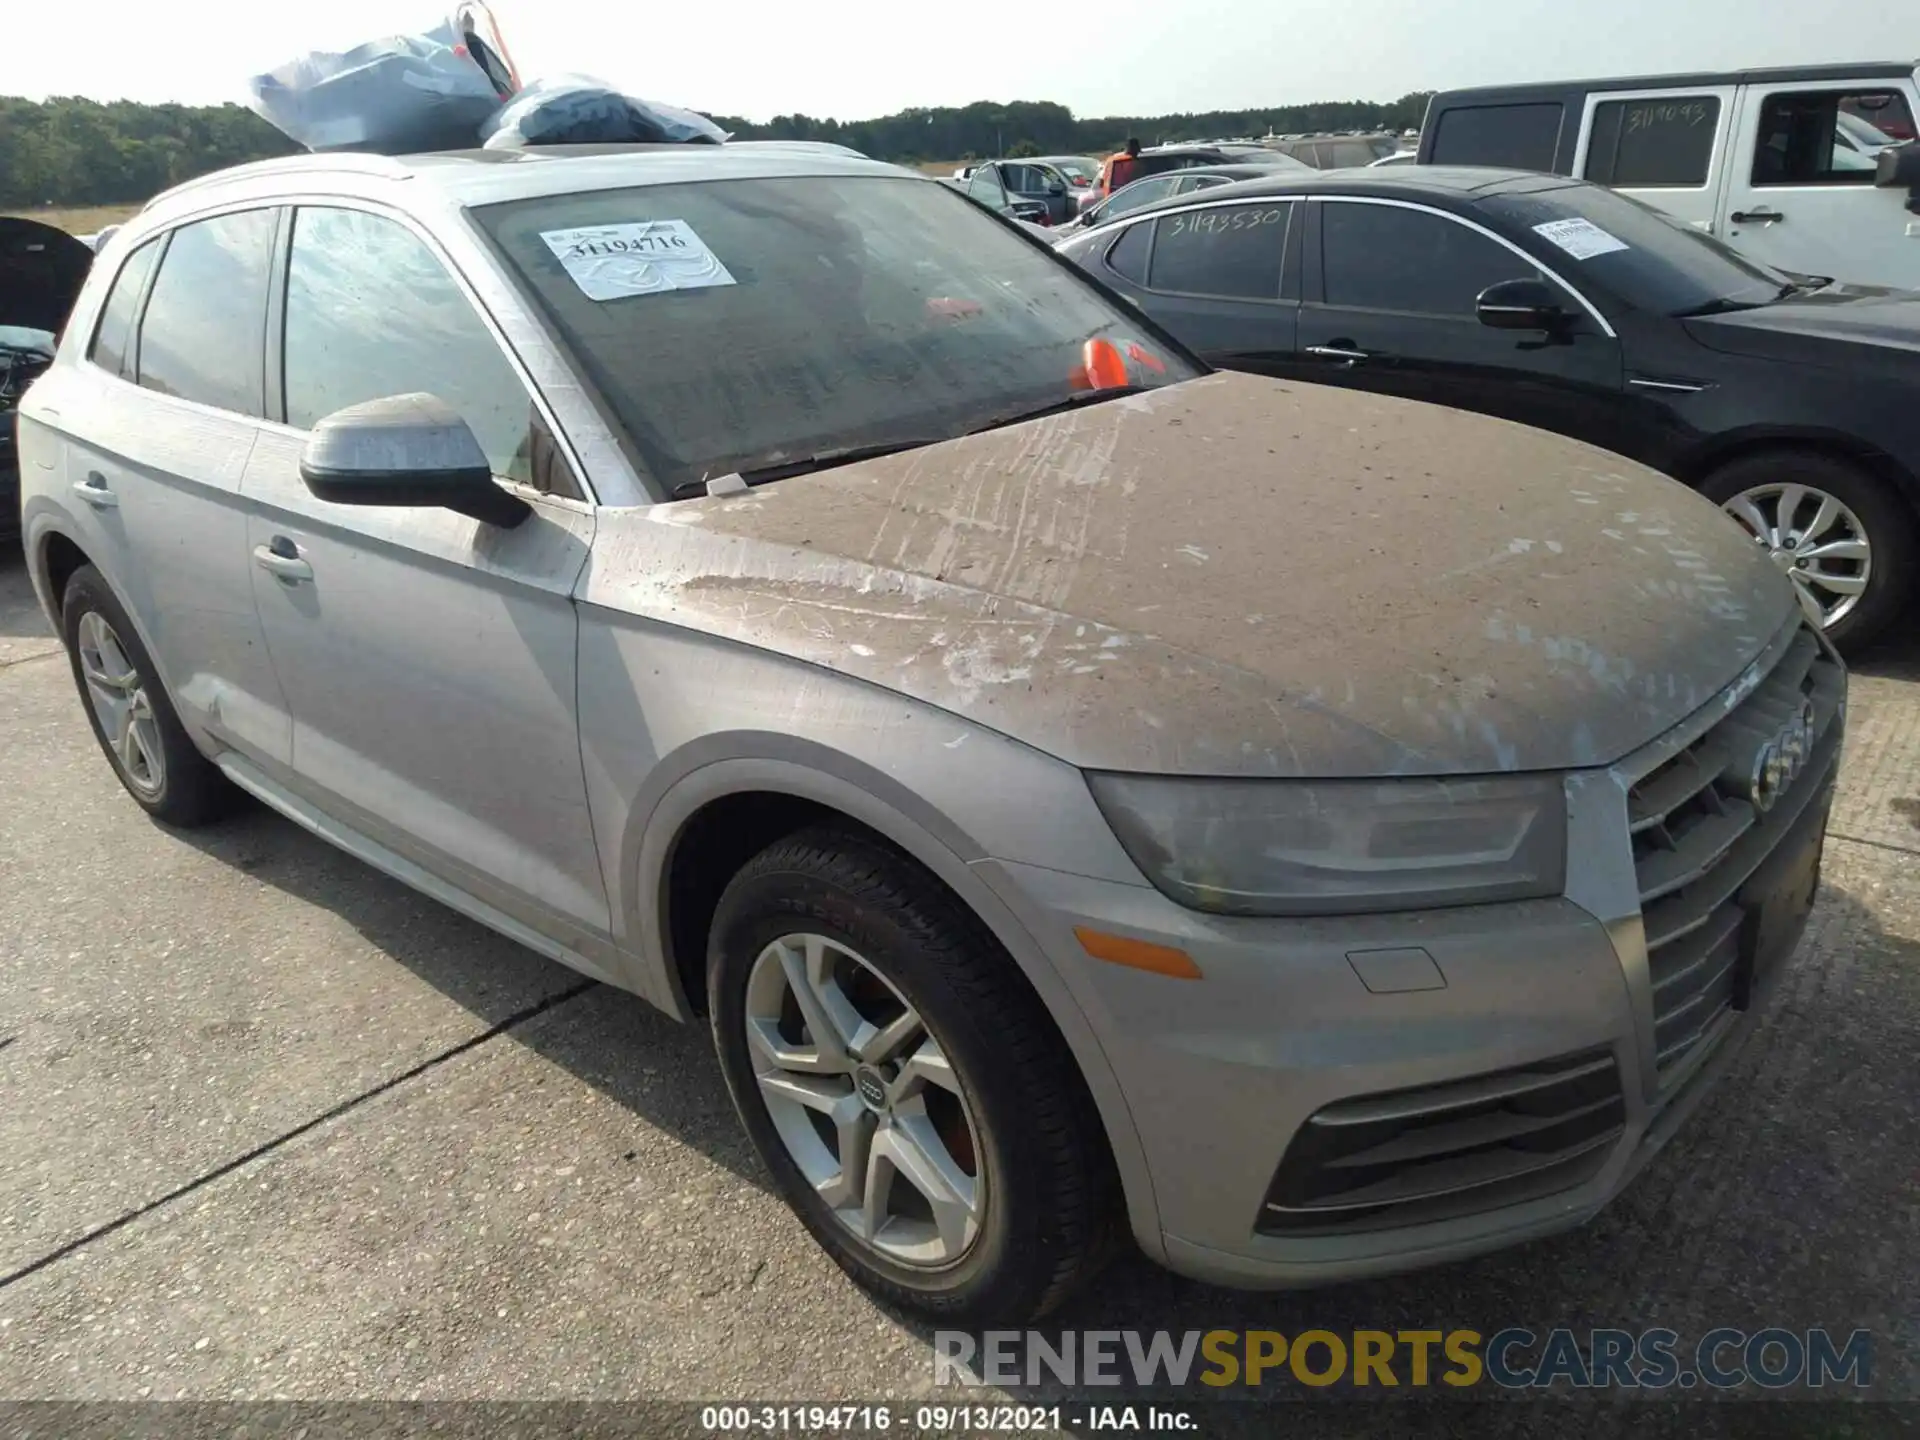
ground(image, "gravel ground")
xmin=1 ymin=545 xmax=1916 ymax=1436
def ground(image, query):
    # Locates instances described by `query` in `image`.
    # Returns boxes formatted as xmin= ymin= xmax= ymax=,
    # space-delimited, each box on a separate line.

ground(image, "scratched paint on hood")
xmin=583 ymin=372 xmax=1795 ymax=777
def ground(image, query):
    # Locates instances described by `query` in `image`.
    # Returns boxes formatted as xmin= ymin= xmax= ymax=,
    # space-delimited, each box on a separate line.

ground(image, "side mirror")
xmin=1477 ymin=278 xmax=1571 ymax=333
xmin=299 ymin=393 xmax=531 ymax=528
xmin=1874 ymin=140 xmax=1920 ymax=198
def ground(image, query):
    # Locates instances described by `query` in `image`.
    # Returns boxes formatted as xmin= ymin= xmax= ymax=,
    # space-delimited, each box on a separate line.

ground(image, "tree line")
xmin=1 ymin=91 xmax=1436 ymax=209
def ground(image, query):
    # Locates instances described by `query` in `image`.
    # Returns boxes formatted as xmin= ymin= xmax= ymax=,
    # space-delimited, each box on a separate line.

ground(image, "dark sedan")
xmin=1056 ymin=166 xmax=1920 ymax=652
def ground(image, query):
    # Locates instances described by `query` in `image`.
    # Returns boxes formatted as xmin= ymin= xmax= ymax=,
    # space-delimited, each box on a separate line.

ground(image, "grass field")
xmin=1 ymin=204 xmax=142 ymax=235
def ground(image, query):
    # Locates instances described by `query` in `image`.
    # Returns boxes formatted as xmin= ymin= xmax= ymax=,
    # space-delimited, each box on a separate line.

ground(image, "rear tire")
xmin=60 ymin=565 xmax=233 ymax=827
xmin=708 ymin=826 xmax=1118 ymax=1324
xmin=1699 ymin=449 xmax=1916 ymax=654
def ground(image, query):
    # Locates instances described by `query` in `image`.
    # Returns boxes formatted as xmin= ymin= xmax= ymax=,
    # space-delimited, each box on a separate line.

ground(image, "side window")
xmin=283 ymin=206 xmax=570 ymax=496
xmin=1753 ymin=89 xmax=1917 ymax=186
xmin=88 ymin=239 xmax=161 ymax=380
xmin=135 ymin=210 xmax=277 ymax=416
xmin=1321 ymin=203 xmax=1542 ymax=318
xmin=1148 ymin=203 xmax=1291 ymax=299
xmin=1584 ymin=95 xmax=1721 ymax=186
xmin=1173 ymin=174 xmax=1230 ymax=196
xmin=1104 ymin=222 xmax=1151 ymax=285
xmin=1429 ymin=102 xmax=1566 ymax=171
xmin=1107 ymin=175 xmax=1179 ymax=218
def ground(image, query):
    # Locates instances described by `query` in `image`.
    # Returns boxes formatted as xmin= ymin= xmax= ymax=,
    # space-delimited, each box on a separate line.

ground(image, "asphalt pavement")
xmin=1 ymin=542 xmax=1916 ymax=1434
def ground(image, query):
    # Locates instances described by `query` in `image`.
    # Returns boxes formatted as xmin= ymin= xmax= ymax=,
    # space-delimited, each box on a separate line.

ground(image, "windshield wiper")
xmin=978 ymin=384 xmax=1148 ymax=434
xmin=670 ymin=438 xmax=946 ymax=499
xmin=1776 ymin=275 xmax=1834 ymax=299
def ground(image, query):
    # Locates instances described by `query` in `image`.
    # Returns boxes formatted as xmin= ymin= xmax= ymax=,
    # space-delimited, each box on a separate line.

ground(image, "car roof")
xmin=1073 ymin=164 xmax=1582 ymax=230
xmin=1431 ymin=58 xmax=1916 ymax=106
xmin=133 ymin=143 xmax=912 ymax=229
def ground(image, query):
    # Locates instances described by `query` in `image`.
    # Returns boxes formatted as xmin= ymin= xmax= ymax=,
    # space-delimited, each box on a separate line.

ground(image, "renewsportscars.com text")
xmin=934 ymin=1327 xmax=1873 ymax=1391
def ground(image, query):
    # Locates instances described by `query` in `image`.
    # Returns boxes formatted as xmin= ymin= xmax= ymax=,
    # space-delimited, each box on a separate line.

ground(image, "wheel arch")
xmin=1671 ymin=427 xmax=1920 ymax=523
xmin=629 ymin=740 xmax=1165 ymax=1259
xmin=31 ymin=524 xmax=93 ymax=623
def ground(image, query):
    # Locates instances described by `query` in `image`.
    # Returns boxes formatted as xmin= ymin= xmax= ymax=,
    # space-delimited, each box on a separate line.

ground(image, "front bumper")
xmin=980 ymin=617 xmax=1844 ymax=1288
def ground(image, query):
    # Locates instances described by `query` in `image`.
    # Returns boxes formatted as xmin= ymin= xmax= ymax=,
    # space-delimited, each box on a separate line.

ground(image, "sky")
xmin=5 ymin=0 xmax=1916 ymax=122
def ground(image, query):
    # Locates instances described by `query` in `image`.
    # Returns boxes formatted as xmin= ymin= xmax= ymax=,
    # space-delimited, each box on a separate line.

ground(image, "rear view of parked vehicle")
xmin=1056 ymin=165 xmax=1920 ymax=652
xmin=17 ymin=144 xmax=1842 ymax=1325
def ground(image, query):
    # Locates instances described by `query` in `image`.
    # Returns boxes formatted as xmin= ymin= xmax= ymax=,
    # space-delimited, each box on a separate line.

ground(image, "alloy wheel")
xmin=76 ymin=610 xmax=165 ymax=797
xmin=1721 ymin=482 xmax=1871 ymax=630
xmin=743 ymin=932 xmax=985 ymax=1269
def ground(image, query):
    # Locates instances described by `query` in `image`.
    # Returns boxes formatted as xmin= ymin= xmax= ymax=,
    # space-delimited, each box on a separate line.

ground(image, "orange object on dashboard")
xmin=1080 ymin=337 xmax=1131 ymax=390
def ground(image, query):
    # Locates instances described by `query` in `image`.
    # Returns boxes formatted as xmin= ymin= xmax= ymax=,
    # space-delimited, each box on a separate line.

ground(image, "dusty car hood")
xmin=598 ymin=373 xmax=1795 ymax=778
xmin=0 ymin=217 xmax=93 ymax=337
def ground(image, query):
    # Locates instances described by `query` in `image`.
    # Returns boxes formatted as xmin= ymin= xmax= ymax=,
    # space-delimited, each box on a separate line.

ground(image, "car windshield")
xmin=474 ymin=176 xmax=1196 ymax=493
xmin=1478 ymin=185 xmax=1794 ymax=317
xmin=1052 ymin=159 xmax=1099 ymax=185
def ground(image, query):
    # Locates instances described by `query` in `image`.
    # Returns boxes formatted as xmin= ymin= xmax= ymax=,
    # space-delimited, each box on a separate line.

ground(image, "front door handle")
xmin=72 ymin=472 xmax=119 ymax=509
xmin=1305 ymin=343 xmax=1371 ymax=364
xmin=1730 ymin=208 xmax=1785 ymax=225
xmin=253 ymin=538 xmax=314 ymax=583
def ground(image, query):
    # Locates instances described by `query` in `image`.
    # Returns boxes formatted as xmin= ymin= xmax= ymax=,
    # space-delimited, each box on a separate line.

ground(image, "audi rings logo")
xmin=1748 ymin=700 xmax=1818 ymax=813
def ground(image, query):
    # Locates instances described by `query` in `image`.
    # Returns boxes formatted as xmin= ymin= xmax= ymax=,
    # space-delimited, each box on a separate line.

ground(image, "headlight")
xmin=1086 ymin=772 xmax=1567 ymax=917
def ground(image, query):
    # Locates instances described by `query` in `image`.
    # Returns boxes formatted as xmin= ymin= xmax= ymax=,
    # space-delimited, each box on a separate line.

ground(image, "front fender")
xmin=623 ymin=741 xmax=1166 ymax=1261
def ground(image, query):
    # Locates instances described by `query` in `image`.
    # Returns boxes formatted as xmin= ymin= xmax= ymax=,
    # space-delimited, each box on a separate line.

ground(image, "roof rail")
xmin=147 ymin=151 xmax=415 ymax=209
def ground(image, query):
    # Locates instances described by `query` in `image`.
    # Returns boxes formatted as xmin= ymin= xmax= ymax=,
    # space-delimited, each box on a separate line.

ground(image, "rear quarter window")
xmin=1430 ymin=102 xmax=1567 ymax=171
xmin=1584 ymin=96 xmax=1721 ymax=187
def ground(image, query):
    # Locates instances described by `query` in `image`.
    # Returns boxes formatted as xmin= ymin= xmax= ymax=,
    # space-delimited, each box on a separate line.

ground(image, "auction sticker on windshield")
xmin=1532 ymin=217 xmax=1629 ymax=262
xmin=540 ymin=221 xmax=736 ymax=300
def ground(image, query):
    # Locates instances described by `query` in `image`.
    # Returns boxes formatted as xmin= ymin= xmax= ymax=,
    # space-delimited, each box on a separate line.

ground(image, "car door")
xmin=1719 ymin=80 xmax=1920 ymax=286
xmin=56 ymin=209 xmax=296 ymax=771
xmin=1295 ymin=197 xmax=1627 ymax=453
xmin=1096 ymin=200 xmax=1299 ymax=374
xmin=242 ymin=202 xmax=609 ymax=947
xmin=1573 ymin=87 xmax=1737 ymax=235
xmin=966 ymin=164 xmax=1015 ymax=216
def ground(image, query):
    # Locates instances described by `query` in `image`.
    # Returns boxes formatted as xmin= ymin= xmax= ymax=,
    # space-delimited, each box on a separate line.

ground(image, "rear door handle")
xmin=1305 ymin=343 xmax=1371 ymax=364
xmin=253 ymin=538 xmax=314 ymax=583
xmin=1730 ymin=208 xmax=1785 ymax=224
xmin=72 ymin=472 xmax=118 ymax=509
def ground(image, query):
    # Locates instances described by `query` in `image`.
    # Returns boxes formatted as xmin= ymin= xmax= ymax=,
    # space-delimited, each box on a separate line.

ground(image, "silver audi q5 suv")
xmin=15 ymin=144 xmax=1843 ymax=1322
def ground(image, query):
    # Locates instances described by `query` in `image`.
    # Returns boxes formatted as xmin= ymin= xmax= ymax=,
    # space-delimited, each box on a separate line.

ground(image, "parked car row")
xmin=1055 ymin=161 xmax=1920 ymax=651
xmin=11 ymin=142 xmax=1845 ymax=1326
xmin=1418 ymin=59 xmax=1920 ymax=291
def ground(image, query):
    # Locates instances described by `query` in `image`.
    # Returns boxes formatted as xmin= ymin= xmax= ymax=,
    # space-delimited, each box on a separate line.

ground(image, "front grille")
xmin=1257 ymin=1049 xmax=1624 ymax=1235
xmin=1626 ymin=622 xmax=1845 ymax=1090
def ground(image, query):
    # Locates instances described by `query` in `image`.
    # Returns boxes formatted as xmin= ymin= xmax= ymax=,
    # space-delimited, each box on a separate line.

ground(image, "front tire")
xmin=1700 ymin=449 xmax=1916 ymax=654
xmin=709 ymin=826 xmax=1117 ymax=1323
xmin=60 ymin=565 xmax=232 ymax=827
